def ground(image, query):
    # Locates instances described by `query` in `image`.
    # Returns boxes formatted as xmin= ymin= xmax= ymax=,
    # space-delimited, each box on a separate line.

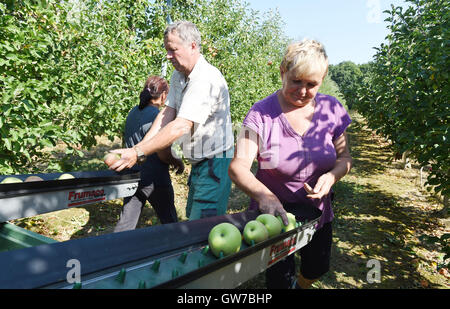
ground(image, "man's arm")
xmin=138 ymin=116 xmax=192 ymax=154
xmin=143 ymin=106 xmax=177 ymax=142
xmin=109 ymin=117 xmax=193 ymax=171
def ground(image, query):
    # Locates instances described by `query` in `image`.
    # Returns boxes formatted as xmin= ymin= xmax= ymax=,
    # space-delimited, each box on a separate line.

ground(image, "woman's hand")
xmin=258 ymin=195 xmax=289 ymax=226
xmin=304 ymin=172 xmax=336 ymax=200
xmin=304 ymin=132 xmax=352 ymax=200
xmin=156 ymin=146 xmax=185 ymax=175
xmin=171 ymin=158 xmax=185 ymax=175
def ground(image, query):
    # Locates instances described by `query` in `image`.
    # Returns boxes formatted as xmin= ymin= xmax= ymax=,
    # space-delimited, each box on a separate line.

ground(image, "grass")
xmin=10 ymin=111 xmax=450 ymax=289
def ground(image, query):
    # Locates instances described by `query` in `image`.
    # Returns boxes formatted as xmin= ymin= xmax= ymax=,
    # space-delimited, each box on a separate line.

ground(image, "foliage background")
xmin=1 ymin=0 xmax=161 ymax=173
xmin=0 ymin=0 xmax=292 ymax=174
xmin=1 ymin=0 xmax=446 ymax=199
xmin=352 ymin=0 xmax=449 ymax=197
xmin=1 ymin=0 xmax=447 ymax=286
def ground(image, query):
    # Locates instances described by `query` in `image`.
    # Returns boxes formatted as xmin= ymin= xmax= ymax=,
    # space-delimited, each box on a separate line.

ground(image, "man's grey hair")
xmin=164 ymin=20 xmax=202 ymax=50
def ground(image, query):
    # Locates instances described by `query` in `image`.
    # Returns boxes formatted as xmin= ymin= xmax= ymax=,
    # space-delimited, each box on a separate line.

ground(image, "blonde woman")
xmin=229 ymin=40 xmax=352 ymax=289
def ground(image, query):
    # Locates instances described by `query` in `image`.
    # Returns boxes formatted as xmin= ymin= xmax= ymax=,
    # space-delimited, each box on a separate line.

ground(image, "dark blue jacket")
xmin=124 ymin=105 xmax=171 ymax=187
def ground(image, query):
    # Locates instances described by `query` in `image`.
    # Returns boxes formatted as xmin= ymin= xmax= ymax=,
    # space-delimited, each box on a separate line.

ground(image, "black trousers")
xmin=114 ymin=183 xmax=178 ymax=233
xmin=265 ymin=221 xmax=333 ymax=289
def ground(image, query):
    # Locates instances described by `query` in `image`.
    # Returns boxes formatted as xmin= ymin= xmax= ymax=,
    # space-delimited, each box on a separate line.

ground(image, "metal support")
xmin=161 ymin=0 xmax=173 ymax=78
xmin=166 ymin=0 xmax=173 ymax=24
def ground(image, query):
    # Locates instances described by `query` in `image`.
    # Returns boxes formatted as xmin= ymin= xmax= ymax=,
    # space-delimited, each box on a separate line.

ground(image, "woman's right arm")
xmin=228 ymin=127 xmax=289 ymax=225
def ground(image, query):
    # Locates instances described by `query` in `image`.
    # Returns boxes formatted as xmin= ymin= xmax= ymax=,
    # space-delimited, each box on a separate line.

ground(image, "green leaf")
xmin=3 ymin=138 xmax=12 ymax=151
xmin=40 ymin=138 xmax=54 ymax=148
xmin=5 ymin=53 xmax=18 ymax=60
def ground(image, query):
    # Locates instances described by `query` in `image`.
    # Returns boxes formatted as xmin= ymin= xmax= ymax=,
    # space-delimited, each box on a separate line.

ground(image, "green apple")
xmin=103 ymin=152 xmax=121 ymax=167
xmin=208 ymin=222 xmax=242 ymax=258
xmin=25 ymin=176 xmax=44 ymax=182
xmin=58 ymin=173 xmax=75 ymax=180
xmin=243 ymin=220 xmax=269 ymax=246
xmin=0 ymin=177 xmax=23 ymax=184
xmin=277 ymin=212 xmax=297 ymax=232
xmin=256 ymin=214 xmax=282 ymax=237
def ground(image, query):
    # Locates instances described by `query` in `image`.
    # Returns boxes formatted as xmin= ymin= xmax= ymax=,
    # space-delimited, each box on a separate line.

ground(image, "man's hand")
xmin=108 ymin=148 xmax=137 ymax=172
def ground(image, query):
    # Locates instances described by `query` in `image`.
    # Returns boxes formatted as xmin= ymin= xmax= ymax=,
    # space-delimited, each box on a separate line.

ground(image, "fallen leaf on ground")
xmin=420 ymin=280 xmax=429 ymax=288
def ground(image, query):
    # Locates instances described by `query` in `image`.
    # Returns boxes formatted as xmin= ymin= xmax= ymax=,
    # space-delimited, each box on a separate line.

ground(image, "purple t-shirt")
xmin=242 ymin=92 xmax=351 ymax=229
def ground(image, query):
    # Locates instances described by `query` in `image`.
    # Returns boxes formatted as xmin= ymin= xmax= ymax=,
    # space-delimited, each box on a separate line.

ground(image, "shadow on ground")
xmin=325 ymin=181 xmax=442 ymax=288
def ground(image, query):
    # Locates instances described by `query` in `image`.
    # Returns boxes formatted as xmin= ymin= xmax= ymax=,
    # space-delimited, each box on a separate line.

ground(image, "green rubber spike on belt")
xmin=116 ymin=268 xmax=126 ymax=283
xmin=138 ymin=280 xmax=146 ymax=289
xmin=172 ymin=269 xmax=180 ymax=279
xmin=219 ymin=251 xmax=224 ymax=259
xmin=179 ymin=252 xmax=188 ymax=264
xmin=151 ymin=260 xmax=160 ymax=272
xmin=250 ymin=239 xmax=255 ymax=246
xmin=198 ymin=259 xmax=205 ymax=268
xmin=201 ymin=245 xmax=209 ymax=255
xmin=72 ymin=282 xmax=82 ymax=289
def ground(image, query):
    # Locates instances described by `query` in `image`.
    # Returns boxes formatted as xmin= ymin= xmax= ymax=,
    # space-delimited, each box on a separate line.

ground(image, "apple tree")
xmin=328 ymin=61 xmax=363 ymax=109
xmin=0 ymin=0 xmax=165 ymax=173
xmin=1 ymin=0 xmax=342 ymax=176
xmin=355 ymin=0 xmax=449 ymax=197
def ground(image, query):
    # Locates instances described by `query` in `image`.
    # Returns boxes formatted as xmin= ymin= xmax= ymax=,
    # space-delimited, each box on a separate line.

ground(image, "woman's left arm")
xmin=304 ymin=131 xmax=352 ymax=199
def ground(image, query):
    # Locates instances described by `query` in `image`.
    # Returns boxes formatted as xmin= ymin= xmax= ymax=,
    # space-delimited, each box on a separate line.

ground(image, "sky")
xmin=245 ymin=0 xmax=410 ymax=65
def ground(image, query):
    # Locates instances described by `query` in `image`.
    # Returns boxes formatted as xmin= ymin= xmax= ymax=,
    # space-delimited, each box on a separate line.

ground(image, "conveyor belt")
xmin=0 ymin=203 xmax=321 ymax=289
xmin=0 ymin=170 xmax=140 ymax=222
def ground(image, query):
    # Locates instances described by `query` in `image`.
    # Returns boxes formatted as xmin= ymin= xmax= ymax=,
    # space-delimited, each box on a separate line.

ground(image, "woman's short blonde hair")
xmin=280 ymin=39 xmax=329 ymax=79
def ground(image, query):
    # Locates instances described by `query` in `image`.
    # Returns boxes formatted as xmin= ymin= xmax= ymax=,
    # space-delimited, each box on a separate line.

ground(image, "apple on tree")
xmin=256 ymin=214 xmax=282 ymax=238
xmin=243 ymin=220 xmax=269 ymax=246
xmin=277 ymin=212 xmax=297 ymax=232
xmin=208 ymin=222 xmax=242 ymax=258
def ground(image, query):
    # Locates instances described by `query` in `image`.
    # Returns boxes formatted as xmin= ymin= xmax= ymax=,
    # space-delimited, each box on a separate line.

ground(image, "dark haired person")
xmin=114 ymin=76 xmax=184 ymax=232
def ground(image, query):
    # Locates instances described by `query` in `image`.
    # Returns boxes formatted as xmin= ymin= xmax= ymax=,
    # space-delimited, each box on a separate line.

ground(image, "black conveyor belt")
xmin=0 ymin=210 xmax=259 ymax=289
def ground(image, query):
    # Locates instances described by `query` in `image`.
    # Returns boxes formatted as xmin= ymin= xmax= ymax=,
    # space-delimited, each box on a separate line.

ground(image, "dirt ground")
xmin=11 ymin=111 xmax=449 ymax=289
